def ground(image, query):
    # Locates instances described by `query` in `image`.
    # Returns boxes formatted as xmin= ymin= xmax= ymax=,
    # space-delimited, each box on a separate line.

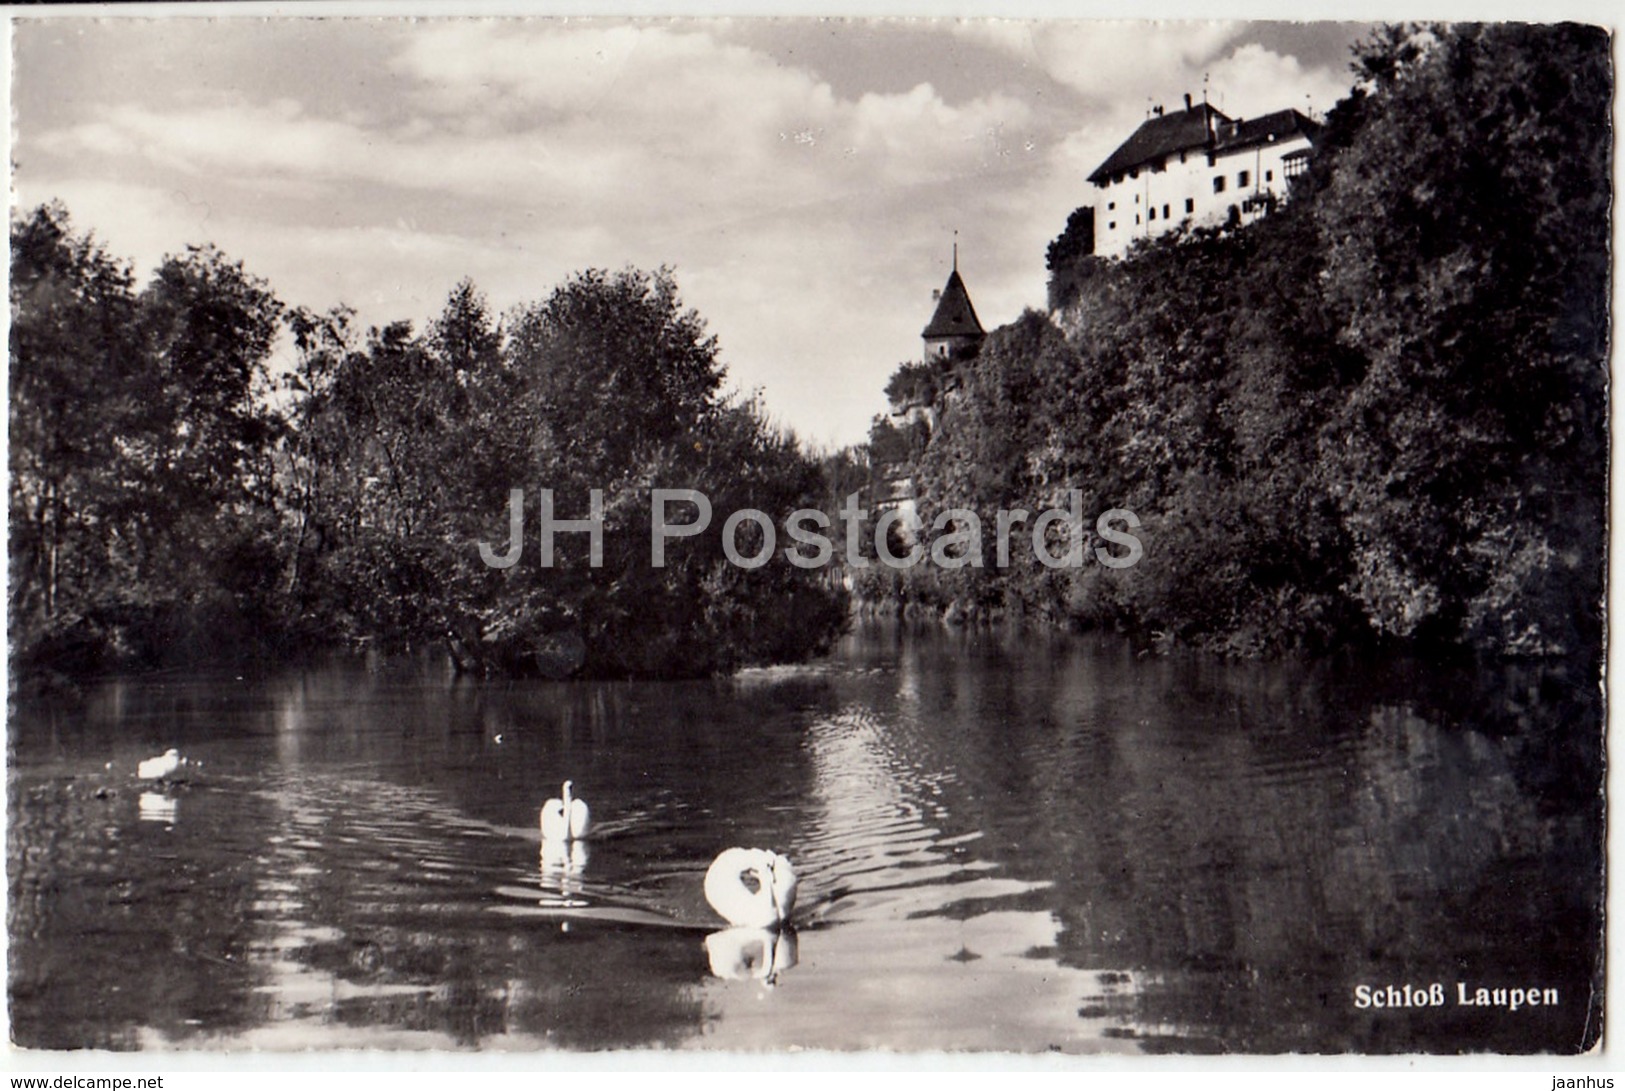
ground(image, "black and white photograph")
xmin=5 ymin=9 xmax=1611 ymax=1061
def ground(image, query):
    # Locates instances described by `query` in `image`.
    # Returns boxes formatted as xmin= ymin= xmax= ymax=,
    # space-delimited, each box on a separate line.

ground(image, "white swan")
xmin=136 ymin=749 xmax=182 ymax=781
xmin=540 ymin=780 xmax=590 ymax=842
xmin=704 ymin=848 xmax=797 ymax=929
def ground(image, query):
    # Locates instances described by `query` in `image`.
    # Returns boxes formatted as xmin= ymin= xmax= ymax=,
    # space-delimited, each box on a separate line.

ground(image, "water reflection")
xmin=539 ymin=840 xmax=589 ymax=883
xmin=705 ymin=928 xmax=798 ymax=983
xmin=7 ymin=625 xmax=1602 ymax=1053
xmin=136 ymin=792 xmax=177 ymax=826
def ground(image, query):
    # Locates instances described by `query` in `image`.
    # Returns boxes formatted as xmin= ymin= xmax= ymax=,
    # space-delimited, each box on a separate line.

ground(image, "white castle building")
xmin=1088 ymin=94 xmax=1318 ymax=258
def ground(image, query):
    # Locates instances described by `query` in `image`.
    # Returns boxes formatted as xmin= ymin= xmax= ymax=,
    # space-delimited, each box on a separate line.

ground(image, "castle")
xmin=1086 ymin=94 xmax=1318 ymax=258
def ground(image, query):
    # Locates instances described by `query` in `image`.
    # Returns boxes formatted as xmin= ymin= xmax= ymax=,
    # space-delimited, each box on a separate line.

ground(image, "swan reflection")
xmin=137 ymin=791 xmax=177 ymax=826
xmin=705 ymin=926 xmax=798 ymax=984
xmin=539 ymin=839 xmax=588 ymax=880
xmin=538 ymin=839 xmax=589 ymax=927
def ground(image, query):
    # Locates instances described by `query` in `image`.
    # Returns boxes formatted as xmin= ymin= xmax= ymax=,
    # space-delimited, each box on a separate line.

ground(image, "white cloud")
xmin=36 ymin=101 xmax=629 ymax=208
xmin=1204 ymin=41 xmax=1351 ymax=120
xmin=946 ymin=19 xmax=1039 ymax=61
xmin=35 ymin=24 xmax=1035 ymax=238
xmin=959 ymin=20 xmax=1244 ymax=103
xmin=389 ymin=22 xmax=657 ymax=116
xmin=14 ymin=176 xmax=519 ymax=320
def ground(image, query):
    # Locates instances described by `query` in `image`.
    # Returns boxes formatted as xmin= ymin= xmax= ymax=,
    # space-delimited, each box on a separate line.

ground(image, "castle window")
xmin=1148 ymin=207 xmax=1156 ymax=221
xmin=1186 ymin=198 xmax=1195 ymax=214
xmin=1108 ymin=221 xmax=1116 ymax=230
xmin=1163 ymin=204 xmax=1170 ymax=219
xmin=1265 ymin=170 xmax=1273 ymax=182
xmin=1135 ymin=215 xmax=1141 ymax=225
xmin=1213 ymin=175 xmax=1227 ymax=193
xmin=1107 ymin=201 xmax=1115 ymax=210
xmin=1284 ymin=153 xmax=1308 ymax=179
xmin=1238 ymin=170 xmax=1251 ymax=187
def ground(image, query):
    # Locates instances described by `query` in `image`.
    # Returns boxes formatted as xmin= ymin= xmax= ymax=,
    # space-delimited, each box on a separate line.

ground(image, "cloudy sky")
xmin=15 ymin=16 xmax=1367 ymax=448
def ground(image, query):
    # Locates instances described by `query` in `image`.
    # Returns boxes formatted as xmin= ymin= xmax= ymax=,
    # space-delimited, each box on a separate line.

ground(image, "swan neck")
xmin=764 ymin=857 xmax=781 ymax=915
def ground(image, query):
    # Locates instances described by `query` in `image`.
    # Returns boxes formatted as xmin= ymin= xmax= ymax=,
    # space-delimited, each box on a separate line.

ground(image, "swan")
xmin=704 ymin=848 xmax=797 ymax=929
xmin=540 ymin=780 xmax=590 ymax=842
xmin=136 ymin=749 xmax=182 ymax=781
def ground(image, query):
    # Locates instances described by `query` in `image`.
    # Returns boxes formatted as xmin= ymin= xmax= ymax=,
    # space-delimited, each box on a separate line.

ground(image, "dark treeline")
xmin=10 ymin=222 xmax=850 ymax=683
xmin=861 ymin=24 xmax=1609 ymax=660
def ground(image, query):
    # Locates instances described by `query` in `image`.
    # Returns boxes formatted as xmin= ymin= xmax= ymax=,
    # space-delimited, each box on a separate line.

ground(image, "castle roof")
xmin=1219 ymin=109 xmax=1320 ymax=155
xmin=1088 ymin=103 xmax=1227 ymax=183
xmin=921 ymin=269 xmax=985 ymax=340
xmin=1087 ymin=104 xmax=1318 ymax=184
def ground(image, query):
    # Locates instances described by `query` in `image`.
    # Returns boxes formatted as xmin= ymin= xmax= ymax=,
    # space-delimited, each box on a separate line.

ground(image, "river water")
xmin=7 ymin=623 xmax=1603 ymax=1053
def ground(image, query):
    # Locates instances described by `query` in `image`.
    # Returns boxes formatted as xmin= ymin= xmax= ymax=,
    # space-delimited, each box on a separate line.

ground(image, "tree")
xmin=284 ymin=268 xmax=848 ymax=678
xmin=9 ymin=203 xmax=143 ymax=628
xmin=1313 ymin=22 xmax=1609 ymax=652
xmin=10 ymin=206 xmax=292 ymax=674
xmin=133 ymin=245 xmax=287 ymax=601
xmin=506 ymin=267 xmax=723 ymax=480
xmin=1045 ymin=205 xmax=1101 ymax=309
xmin=480 ymin=268 xmax=844 ymax=677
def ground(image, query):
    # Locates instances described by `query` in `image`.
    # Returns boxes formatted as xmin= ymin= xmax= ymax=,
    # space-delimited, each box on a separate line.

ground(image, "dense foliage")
xmin=870 ymin=23 xmax=1609 ymax=659
xmin=1044 ymin=204 xmax=1098 ymax=310
xmin=12 ymin=219 xmax=848 ymax=680
xmin=10 ymin=205 xmax=293 ymax=676
xmin=289 ymin=270 xmax=849 ymax=677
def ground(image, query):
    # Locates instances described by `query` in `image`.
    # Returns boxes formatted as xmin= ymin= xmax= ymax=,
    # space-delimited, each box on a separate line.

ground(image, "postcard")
xmin=6 ymin=8 xmax=1610 ymax=1063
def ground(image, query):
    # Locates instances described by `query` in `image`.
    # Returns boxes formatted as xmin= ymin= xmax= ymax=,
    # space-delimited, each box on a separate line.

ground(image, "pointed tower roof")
xmin=922 ymin=269 xmax=984 ymax=340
